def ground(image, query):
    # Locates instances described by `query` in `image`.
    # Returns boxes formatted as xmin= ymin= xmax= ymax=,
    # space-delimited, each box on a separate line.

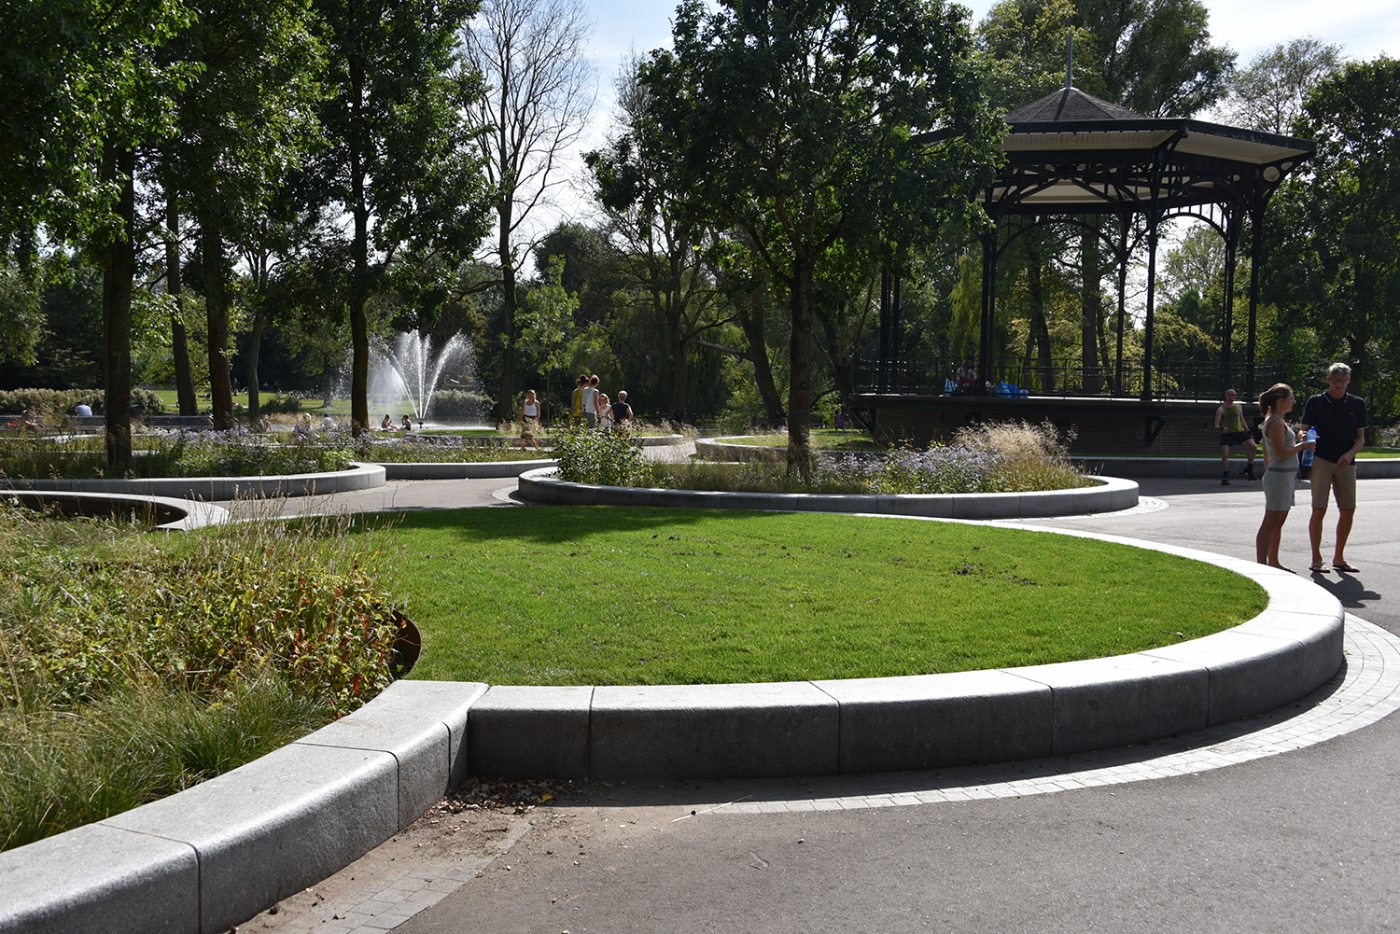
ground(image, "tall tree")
xmin=1268 ymin=57 xmax=1400 ymax=408
xmin=156 ymin=0 xmax=325 ymax=428
xmin=1222 ymin=36 xmax=1343 ymax=135
xmin=645 ymin=0 xmax=1001 ymax=475
xmin=1073 ymin=0 xmax=1233 ymax=117
xmin=589 ymin=54 xmax=724 ymax=417
xmin=313 ymin=0 xmax=493 ymax=433
xmin=2 ymin=0 xmax=195 ymax=472
xmin=462 ymin=0 xmax=594 ymax=421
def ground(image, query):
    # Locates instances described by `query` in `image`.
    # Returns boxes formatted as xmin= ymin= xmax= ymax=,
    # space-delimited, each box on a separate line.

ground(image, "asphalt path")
xmin=249 ymin=472 xmax=1400 ymax=933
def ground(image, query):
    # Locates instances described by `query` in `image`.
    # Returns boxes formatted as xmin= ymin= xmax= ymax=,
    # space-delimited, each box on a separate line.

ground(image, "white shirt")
xmin=583 ymin=386 xmax=597 ymax=415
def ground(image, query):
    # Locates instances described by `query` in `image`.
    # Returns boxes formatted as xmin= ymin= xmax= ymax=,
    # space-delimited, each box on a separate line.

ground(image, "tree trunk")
xmin=1080 ymin=225 xmax=1102 ymax=394
xmin=165 ymin=192 xmax=198 ymax=416
xmin=496 ymin=206 xmax=517 ymax=424
xmin=201 ymin=225 xmax=236 ymax=430
xmin=246 ymin=305 xmax=265 ymax=424
xmin=733 ymin=285 xmax=784 ymax=428
xmin=667 ymin=299 xmax=690 ymax=419
xmin=786 ymin=250 xmax=815 ymax=481
xmin=814 ymin=303 xmax=856 ymax=407
xmin=102 ymin=143 xmax=135 ymax=475
xmin=1025 ymin=239 xmax=1053 ymax=392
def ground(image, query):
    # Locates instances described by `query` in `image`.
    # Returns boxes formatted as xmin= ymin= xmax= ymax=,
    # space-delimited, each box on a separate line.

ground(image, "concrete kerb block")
xmin=365 ymin=680 xmax=487 ymax=790
xmin=1141 ymin=629 xmax=1308 ymax=725
xmin=1006 ymin=653 xmax=1209 ymax=756
xmin=952 ymin=491 xmax=1022 ymax=519
xmin=813 ymin=670 xmax=1053 ymax=773
xmin=1234 ymin=607 xmax=1345 ymax=693
xmin=1020 ymin=489 xmax=1076 ymax=517
xmin=0 ymin=823 xmax=199 ymax=934
xmin=590 ymin=682 xmax=839 ymax=780
xmin=101 ymin=744 xmax=399 ymax=934
xmin=295 ymin=680 xmax=487 ymax=826
xmin=797 ymin=493 xmax=870 ymax=514
xmin=876 ymin=493 xmax=954 ymax=519
xmin=720 ymin=491 xmax=798 ymax=512
xmin=468 ymin=685 xmax=594 ymax=779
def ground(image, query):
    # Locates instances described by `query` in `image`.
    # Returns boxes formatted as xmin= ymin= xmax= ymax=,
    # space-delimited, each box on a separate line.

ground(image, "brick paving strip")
xmin=258 ymin=613 xmax=1400 ymax=934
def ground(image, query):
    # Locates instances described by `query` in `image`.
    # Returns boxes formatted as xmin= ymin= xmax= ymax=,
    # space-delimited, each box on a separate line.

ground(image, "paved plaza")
xmin=239 ymin=466 xmax=1400 ymax=934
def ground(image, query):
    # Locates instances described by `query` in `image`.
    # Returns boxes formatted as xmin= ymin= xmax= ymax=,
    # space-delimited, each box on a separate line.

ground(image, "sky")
xmin=530 ymin=0 xmax=1400 ymax=244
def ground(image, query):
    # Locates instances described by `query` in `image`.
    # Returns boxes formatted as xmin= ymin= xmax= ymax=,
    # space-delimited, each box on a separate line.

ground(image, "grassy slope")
xmin=373 ymin=507 xmax=1265 ymax=686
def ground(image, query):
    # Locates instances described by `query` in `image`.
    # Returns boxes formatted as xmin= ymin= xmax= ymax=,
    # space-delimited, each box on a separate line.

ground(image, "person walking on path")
xmin=583 ymin=374 xmax=599 ymax=429
xmin=1301 ymin=362 xmax=1368 ymax=573
xmin=520 ymin=390 xmax=540 ymax=450
xmin=571 ymin=375 xmax=586 ymax=425
xmin=1255 ymin=384 xmax=1313 ymax=573
xmin=611 ymin=391 xmax=633 ymax=431
xmin=1215 ymin=388 xmax=1257 ymax=484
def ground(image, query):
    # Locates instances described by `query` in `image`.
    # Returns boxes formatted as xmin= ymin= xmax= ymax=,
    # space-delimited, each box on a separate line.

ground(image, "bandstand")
xmin=853 ymin=80 xmax=1316 ymax=453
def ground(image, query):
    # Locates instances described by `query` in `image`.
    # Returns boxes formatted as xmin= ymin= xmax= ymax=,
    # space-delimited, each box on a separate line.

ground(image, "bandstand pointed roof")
xmin=921 ymin=86 xmax=1316 ymax=216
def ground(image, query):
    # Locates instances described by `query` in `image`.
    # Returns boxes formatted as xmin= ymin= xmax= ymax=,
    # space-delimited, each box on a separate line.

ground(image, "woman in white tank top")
xmin=1255 ymin=383 xmax=1314 ymax=572
xmin=520 ymin=389 xmax=540 ymax=450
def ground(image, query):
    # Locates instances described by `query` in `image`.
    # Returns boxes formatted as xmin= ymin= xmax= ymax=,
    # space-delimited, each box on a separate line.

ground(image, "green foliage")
xmin=427 ymin=389 xmax=494 ymax=419
xmin=0 ymin=389 xmax=165 ymax=423
xmin=552 ymin=427 xmax=648 ymax=487
xmin=258 ymin=395 xmax=304 ymax=414
xmin=0 ymin=265 xmax=43 ymax=367
xmin=0 ymin=503 xmax=399 ymax=713
xmin=0 ymin=431 xmax=351 ymax=480
xmin=643 ymin=0 xmax=1003 ymax=473
xmin=1268 ymin=56 xmax=1400 ymax=415
xmin=0 ymin=673 xmax=331 ymax=851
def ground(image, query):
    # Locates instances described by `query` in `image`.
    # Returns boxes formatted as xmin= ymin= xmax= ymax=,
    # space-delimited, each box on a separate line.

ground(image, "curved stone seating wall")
xmin=694 ymin=436 xmax=786 ymax=462
xmin=517 ymin=467 xmax=1138 ymax=519
xmin=1071 ymin=455 xmax=1400 ymax=480
xmin=0 ymin=462 xmax=385 ymax=500
xmin=0 ymin=489 xmax=229 ymax=531
xmin=0 ymin=533 xmax=1343 ymax=934
xmin=377 ymin=458 xmax=557 ymax=480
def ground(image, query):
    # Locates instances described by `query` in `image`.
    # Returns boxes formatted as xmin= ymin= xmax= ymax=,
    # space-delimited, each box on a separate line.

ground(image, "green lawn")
xmin=723 ymin=429 xmax=883 ymax=452
xmin=373 ymin=507 xmax=1264 ymax=686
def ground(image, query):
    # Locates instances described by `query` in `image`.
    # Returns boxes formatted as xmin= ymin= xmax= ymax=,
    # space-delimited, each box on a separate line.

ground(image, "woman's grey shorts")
xmin=1264 ymin=467 xmax=1297 ymax=511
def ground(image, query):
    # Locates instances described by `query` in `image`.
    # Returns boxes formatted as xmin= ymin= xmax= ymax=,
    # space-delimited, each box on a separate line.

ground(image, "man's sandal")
xmin=1309 ymin=563 xmax=1332 ymax=573
xmin=1333 ymin=561 xmax=1361 ymax=573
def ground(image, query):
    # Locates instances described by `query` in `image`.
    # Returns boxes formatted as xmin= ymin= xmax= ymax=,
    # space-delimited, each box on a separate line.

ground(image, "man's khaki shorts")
xmin=1310 ymin=458 xmax=1357 ymax=510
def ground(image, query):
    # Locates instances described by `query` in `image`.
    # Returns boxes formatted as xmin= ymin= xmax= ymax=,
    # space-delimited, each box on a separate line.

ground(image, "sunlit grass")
xmin=381 ymin=507 xmax=1264 ymax=687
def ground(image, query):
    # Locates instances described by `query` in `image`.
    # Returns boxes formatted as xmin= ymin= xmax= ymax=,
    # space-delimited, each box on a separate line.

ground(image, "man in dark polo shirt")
xmin=1300 ymin=362 xmax=1368 ymax=574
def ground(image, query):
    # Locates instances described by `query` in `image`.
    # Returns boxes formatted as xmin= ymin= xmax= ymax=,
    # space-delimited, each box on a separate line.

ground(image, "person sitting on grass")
xmin=292 ymin=412 xmax=315 ymax=440
xmin=401 ymin=413 xmax=413 ymax=432
xmin=381 ymin=413 xmax=394 ymax=431
xmin=20 ymin=406 xmax=41 ymax=435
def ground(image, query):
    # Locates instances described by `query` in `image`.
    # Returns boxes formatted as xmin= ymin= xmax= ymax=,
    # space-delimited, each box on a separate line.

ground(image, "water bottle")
xmin=1302 ymin=428 xmax=1316 ymax=466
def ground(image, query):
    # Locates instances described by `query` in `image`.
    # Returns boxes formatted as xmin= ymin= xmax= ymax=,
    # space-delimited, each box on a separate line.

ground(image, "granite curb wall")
xmin=0 ymin=461 xmax=386 ymax=500
xmin=0 ymin=530 xmax=1343 ymax=934
xmin=0 ymin=489 xmax=230 ymax=531
xmin=378 ymin=458 xmax=557 ymax=480
xmin=516 ymin=467 xmax=1139 ymax=519
xmin=1071 ymin=456 xmax=1400 ymax=479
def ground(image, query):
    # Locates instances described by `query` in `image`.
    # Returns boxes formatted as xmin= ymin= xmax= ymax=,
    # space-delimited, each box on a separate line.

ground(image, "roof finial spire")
xmin=1066 ymin=33 xmax=1074 ymax=91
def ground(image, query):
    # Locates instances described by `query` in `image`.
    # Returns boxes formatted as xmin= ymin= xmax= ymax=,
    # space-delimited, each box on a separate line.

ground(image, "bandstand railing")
xmin=854 ymin=356 xmax=1277 ymax=403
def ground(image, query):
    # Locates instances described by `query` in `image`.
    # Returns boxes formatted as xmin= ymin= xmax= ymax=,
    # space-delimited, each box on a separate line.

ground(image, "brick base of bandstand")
xmin=852 ymin=393 xmax=1253 ymax=455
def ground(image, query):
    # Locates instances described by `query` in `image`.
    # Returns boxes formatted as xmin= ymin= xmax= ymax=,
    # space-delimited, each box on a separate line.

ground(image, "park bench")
xmin=1 ymin=414 xmax=55 ymax=436
xmin=147 ymin=414 xmax=217 ymax=431
xmin=62 ymin=415 xmax=106 ymax=433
